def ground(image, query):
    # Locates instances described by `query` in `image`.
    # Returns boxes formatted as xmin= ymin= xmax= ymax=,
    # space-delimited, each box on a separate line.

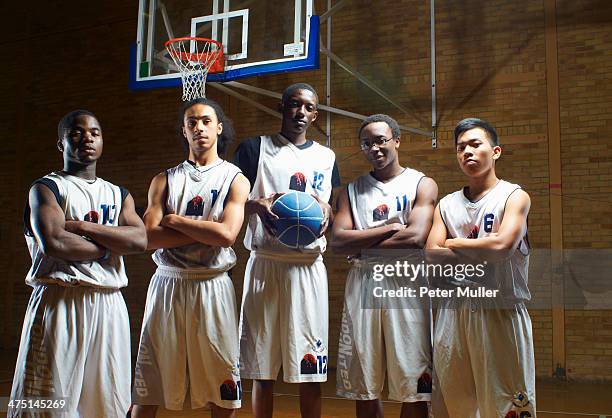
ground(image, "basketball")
xmin=271 ymin=191 xmax=324 ymax=248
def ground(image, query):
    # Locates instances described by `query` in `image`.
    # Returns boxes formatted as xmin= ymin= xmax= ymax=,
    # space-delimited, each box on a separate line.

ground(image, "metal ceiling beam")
xmin=430 ymin=0 xmax=437 ymax=148
xmin=208 ymin=82 xmax=281 ymax=120
xmin=319 ymin=0 xmax=346 ymax=23
xmin=320 ymin=46 xmax=413 ymax=116
xmin=217 ymin=81 xmax=431 ymax=137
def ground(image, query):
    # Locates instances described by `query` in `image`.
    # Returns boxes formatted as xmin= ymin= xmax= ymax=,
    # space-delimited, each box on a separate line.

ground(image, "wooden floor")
xmin=0 ymin=349 xmax=610 ymax=417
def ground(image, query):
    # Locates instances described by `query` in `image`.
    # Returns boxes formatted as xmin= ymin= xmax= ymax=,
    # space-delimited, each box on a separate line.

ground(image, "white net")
xmin=165 ymin=37 xmax=223 ymax=101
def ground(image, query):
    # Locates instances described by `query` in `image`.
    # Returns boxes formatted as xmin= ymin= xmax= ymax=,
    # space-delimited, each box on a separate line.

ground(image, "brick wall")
xmin=1 ymin=0 xmax=610 ymax=381
xmin=557 ymin=0 xmax=612 ymax=380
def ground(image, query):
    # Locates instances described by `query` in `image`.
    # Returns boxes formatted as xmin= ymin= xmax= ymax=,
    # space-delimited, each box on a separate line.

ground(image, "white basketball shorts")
xmin=9 ymin=284 xmax=131 ymax=418
xmin=239 ymin=251 xmax=329 ymax=383
xmin=433 ymin=300 xmax=536 ymax=418
xmin=336 ymin=263 xmax=433 ymax=402
xmin=132 ymin=267 xmax=241 ymax=411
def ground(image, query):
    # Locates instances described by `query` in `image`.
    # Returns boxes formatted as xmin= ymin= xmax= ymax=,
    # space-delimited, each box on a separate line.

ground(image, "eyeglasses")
xmin=359 ymin=137 xmax=393 ymax=151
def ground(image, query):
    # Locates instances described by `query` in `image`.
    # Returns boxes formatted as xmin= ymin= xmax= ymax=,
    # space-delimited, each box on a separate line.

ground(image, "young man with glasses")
xmin=331 ymin=114 xmax=438 ymax=418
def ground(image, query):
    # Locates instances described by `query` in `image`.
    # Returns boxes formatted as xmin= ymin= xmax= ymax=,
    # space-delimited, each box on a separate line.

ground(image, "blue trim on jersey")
xmin=24 ymin=178 xmax=62 ymax=237
xmin=129 ymin=16 xmax=320 ymax=91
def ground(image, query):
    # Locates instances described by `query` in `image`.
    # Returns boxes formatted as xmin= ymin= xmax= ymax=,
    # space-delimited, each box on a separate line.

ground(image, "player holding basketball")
xmin=9 ymin=110 xmax=147 ymax=417
xmin=426 ymin=118 xmax=535 ymax=417
xmin=331 ymin=114 xmax=437 ymax=418
xmin=131 ymin=98 xmax=249 ymax=418
xmin=233 ymin=83 xmax=340 ymax=418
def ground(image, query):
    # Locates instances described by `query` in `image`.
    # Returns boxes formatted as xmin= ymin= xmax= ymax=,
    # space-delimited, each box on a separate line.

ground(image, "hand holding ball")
xmin=270 ymin=191 xmax=324 ymax=248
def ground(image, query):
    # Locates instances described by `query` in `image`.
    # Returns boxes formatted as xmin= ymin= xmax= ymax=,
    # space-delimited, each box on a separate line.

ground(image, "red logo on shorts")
xmin=505 ymin=411 xmax=532 ymax=418
xmin=300 ymin=354 xmax=317 ymax=374
xmin=417 ymin=372 xmax=432 ymax=393
xmin=220 ymin=379 xmax=241 ymax=401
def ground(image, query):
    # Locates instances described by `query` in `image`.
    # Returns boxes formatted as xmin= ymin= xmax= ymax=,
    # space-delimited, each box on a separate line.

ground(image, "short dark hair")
xmin=454 ymin=118 xmax=499 ymax=146
xmin=359 ymin=114 xmax=401 ymax=139
xmin=281 ymin=83 xmax=319 ymax=107
xmin=58 ymin=109 xmax=98 ymax=141
xmin=177 ymin=98 xmax=235 ymax=155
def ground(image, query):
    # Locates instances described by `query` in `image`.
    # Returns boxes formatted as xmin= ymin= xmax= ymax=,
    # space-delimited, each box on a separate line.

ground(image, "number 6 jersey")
xmin=438 ymin=180 xmax=531 ymax=302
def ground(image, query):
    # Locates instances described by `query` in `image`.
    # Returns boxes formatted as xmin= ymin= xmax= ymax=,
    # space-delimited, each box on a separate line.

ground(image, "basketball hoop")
xmin=164 ymin=37 xmax=224 ymax=101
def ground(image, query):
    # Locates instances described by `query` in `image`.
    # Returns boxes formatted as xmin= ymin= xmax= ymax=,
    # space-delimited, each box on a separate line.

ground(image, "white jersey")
xmin=153 ymin=160 xmax=241 ymax=272
xmin=244 ymin=134 xmax=336 ymax=255
xmin=337 ymin=168 xmax=431 ymax=402
xmin=439 ymin=180 xmax=530 ymax=301
xmin=24 ymin=171 xmax=128 ymax=289
xmin=348 ymin=168 xmax=425 ymax=232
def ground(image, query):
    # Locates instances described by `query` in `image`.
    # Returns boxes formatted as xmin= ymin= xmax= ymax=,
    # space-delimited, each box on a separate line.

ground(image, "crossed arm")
xmin=425 ymin=189 xmax=530 ymax=263
xmin=330 ymin=177 xmax=438 ymax=255
xmin=29 ymin=183 xmax=147 ymax=261
xmin=144 ymin=172 xmax=250 ymax=250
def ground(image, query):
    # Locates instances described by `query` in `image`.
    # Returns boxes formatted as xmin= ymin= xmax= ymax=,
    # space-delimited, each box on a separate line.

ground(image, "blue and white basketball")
xmin=271 ymin=191 xmax=324 ymax=248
